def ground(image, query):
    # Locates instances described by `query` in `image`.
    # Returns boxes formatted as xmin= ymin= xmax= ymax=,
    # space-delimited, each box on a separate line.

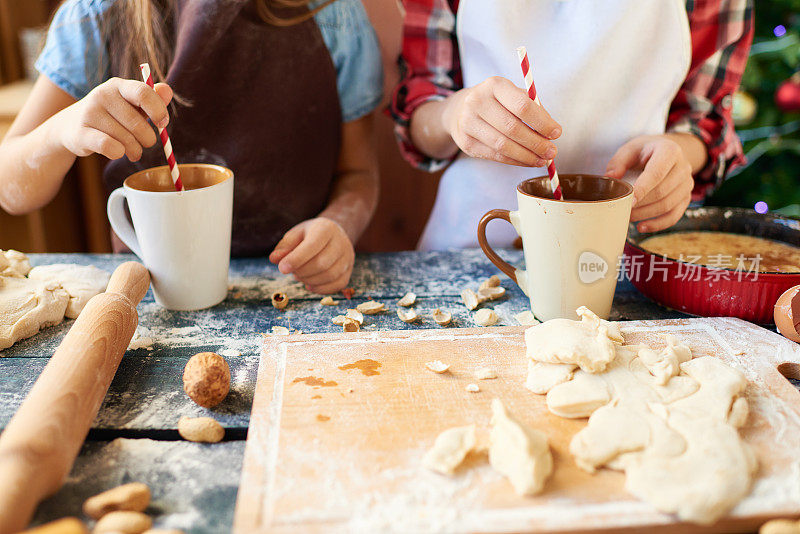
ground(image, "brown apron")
xmin=104 ymin=0 xmax=342 ymax=257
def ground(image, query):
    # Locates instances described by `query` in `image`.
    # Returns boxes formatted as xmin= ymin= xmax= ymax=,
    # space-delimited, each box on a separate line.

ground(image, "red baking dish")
xmin=624 ymin=207 xmax=800 ymax=323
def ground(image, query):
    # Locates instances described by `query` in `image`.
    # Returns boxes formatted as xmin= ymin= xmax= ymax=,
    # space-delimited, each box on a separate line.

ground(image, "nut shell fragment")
xmin=432 ymin=308 xmax=452 ymax=326
xmin=320 ymin=296 xmax=338 ymax=306
xmin=478 ymin=286 xmax=506 ymax=301
xmin=397 ymin=308 xmax=420 ymax=323
xmin=271 ymin=292 xmax=289 ymax=309
xmin=178 ymin=416 xmax=225 ymax=443
xmin=514 ymin=310 xmax=538 ymax=325
xmin=479 ymin=275 xmax=501 ymax=291
xmin=475 ymin=308 xmax=499 ymax=327
xmin=345 ymin=309 xmax=364 ymax=324
xmin=398 ymin=292 xmax=417 ymax=307
xmin=331 ymin=315 xmax=347 ymax=326
xmin=461 ymin=289 xmax=481 ymax=311
xmin=425 ymin=360 xmax=450 ymax=373
xmin=343 ymin=318 xmax=360 ymax=332
xmin=466 ymin=383 xmax=481 ymax=393
xmin=474 ymin=367 xmax=498 ymax=380
xmin=356 ymin=300 xmax=385 ymax=314
xmin=271 ymin=326 xmax=290 ymax=335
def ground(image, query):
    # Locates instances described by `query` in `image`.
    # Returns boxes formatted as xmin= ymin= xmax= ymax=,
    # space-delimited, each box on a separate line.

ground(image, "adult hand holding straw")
xmin=517 ymin=46 xmax=562 ymax=200
xmin=140 ymin=63 xmax=183 ymax=192
xmin=429 ymin=67 xmax=561 ymax=168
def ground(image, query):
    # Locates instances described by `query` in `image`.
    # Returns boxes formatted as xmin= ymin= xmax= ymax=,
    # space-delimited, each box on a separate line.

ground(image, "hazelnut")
xmin=183 ymin=352 xmax=230 ymax=408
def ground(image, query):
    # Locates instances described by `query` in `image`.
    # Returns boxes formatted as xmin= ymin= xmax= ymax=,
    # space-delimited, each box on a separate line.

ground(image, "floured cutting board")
xmin=234 ymin=318 xmax=800 ymax=533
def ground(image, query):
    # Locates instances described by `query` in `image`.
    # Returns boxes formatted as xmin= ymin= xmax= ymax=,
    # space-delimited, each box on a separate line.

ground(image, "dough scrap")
xmin=1 ymin=249 xmax=31 ymax=277
xmin=423 ymin=425 xmax=476 ymax=475
xmin=546 ymin=372 xmax=610 ymax=418
xmin=524 ymin=306 xmax=622 ymax=373
xmin=489 ymin=399 xmax=552 ymax=495
xmin=425 ymin=360 xmax=450 ymax=374
xmin=636 ymin=334 xmax=692 ymax=385
xmin=28 ymin=264 xmax=110 ymax=318
xmin=474 ymin=367 xmax=497 ymax=380
xmin=0 ymin=277 xmax=69 ymax=350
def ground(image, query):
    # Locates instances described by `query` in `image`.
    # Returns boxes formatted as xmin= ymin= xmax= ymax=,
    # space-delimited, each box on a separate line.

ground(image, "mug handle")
xmin=106 ymin=188 xmax=143 ymax=258
xmin=477 ymin=209 xmax=529 ymax=296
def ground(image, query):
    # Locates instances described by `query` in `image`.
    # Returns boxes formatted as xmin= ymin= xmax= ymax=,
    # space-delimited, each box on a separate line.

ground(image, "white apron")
xmin=418 ymin=0 xmax=691 ymax=250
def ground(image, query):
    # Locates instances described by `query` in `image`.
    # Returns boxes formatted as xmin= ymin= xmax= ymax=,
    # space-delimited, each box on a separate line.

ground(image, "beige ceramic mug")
xmin=478 ymin=174 xmax=633 ymax=321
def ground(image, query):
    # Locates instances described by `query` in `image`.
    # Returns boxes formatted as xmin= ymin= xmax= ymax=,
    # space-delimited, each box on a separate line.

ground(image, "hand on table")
xmin=55 ymin=78 xmax=173 ymax=162
xmin=441 ymin=76 xmax=562 ymax=166
xmin=605 ymin=134 xmax=695 ymax=233
xmin=269 ymin=217 xmax=355 ymax=294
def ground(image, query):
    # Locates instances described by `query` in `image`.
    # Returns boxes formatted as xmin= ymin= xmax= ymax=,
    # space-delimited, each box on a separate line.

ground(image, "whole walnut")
xmin=183 ymin=352 xmax=230 ymax=408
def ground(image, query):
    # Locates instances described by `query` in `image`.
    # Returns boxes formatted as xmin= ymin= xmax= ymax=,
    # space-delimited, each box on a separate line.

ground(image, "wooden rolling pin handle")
xmin=0 ymin=262 xmax=149 ymax=534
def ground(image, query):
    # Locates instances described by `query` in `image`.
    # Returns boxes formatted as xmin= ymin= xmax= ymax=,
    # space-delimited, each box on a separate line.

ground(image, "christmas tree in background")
xmin=708 ymin=2 xmax=800 ymax=216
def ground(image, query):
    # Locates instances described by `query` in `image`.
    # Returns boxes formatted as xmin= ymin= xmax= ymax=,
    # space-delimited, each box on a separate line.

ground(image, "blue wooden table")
xmin=2 ymin=250 xmax=688 ymax=532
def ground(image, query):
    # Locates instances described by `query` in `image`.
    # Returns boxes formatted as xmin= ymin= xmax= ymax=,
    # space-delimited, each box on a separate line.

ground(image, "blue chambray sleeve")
xmin=34 ymin=0 xmax=113 ymax=101
xmin=315 ymin=0 xmax=384 ymax=123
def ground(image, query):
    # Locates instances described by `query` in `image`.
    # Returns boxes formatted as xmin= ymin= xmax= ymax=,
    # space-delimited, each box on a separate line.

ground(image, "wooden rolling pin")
xmin=0 ymin=262 xmax=150 ymax=533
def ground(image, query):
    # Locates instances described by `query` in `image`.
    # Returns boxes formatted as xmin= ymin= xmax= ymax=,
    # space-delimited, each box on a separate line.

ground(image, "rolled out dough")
xmin=0 ymin=276 xmax=68 ymax=350
xmin=525 ymin=312 xmax=754 ymax=524
xmin=489 ymin=399 xmax=552 ymax=496
xmin=28 ymin=264 xmax=110 ymax=318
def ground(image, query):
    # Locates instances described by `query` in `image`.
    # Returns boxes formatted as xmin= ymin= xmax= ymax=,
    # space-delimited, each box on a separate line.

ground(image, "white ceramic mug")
xmin=107 ymin=163 xmax=234 ymax=310
xmin=478 ymin=174 xmax=634 ymax=321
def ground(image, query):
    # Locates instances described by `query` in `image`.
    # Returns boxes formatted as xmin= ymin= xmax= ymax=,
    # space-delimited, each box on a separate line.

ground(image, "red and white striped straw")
xmin=139 ymin=63 xmax=184 ymax=192
xmin=516 ymin=46 xmax=562 ymax=200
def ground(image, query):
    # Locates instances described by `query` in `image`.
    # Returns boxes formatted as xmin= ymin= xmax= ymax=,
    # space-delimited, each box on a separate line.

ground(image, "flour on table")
xmin=423 ymin=425 xmax=476 ymax=475
xmin=524 ymin=306 xmax=622 ymax=373
xmin=28 ymin=264 xmax=110 ymax=318
xmin=525 ymin=311 xmax=755 ymax=524
xmin=220 ymin=348 xmax=242 ymax=358
xmin=0 ymin=276 xmax=68 ymax=350
xmin=128 ymin=327 xmax=154 ymax=351
xmin=489 ymin=399 xmax=552 ymax=496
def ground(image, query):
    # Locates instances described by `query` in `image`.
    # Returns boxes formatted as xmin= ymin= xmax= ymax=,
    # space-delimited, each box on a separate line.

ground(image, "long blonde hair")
xmin=105 ymin=0 xmax=336 ymax=83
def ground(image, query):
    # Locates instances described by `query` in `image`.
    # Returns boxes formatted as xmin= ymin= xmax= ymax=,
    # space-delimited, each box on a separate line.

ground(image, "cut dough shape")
xmin=525 ymin=361 xmax=577 ymax=394
xmin=524 ymin=310 xmax=755 ymax=525
xmin=489 ymin=399 xmax=552 ymax=495
xmin=525 ymin=306 xmax=621 ymax=373
xmin=1 ymin=249 xmax=31 ymax=277
xmin=28 ymin=264 xmax=110 ymax=319
xmin=0 ymin=277 xmax=69 ymax=350
xmin=423 ymin=425 xmax=476 ymax=475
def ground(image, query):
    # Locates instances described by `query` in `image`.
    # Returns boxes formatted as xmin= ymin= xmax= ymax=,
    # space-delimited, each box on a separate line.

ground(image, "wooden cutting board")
xmin=234 ymin=318 xmax=800 ymax=533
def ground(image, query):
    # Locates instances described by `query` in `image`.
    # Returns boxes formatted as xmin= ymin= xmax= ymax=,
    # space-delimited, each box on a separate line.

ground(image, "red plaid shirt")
xmin=390 ymin=0 xmax=754 ymax=200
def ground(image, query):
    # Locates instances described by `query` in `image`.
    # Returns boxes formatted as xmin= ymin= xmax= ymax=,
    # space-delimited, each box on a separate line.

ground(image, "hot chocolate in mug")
xmin=478 ymin=174 xmax=634 ymax=321
xmin=107 ymin=163 xmax=234 ymax=310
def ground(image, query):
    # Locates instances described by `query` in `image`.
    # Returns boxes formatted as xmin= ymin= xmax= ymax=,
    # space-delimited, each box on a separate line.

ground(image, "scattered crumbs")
xmin=292 ymin=376 xmax=338 ymax=387
xmin=128 ymin=327 xmax=154 ymax=351
xmin=220 ymin=348 xmax=241 ymax=358
xmin=311 ymin=395 xmax=322 ymax=399
xmin=465 ymin=383 xmax=480 ymax=393
xmin=474 ymin=367 xmax=497 ymax=380
xmin=316 ymin=414 xmax=330 ymax=422
xmin=338 ymin=359 xmax=382 ymax=376
xmin=425 ymin=360 xmax=450 ymax=374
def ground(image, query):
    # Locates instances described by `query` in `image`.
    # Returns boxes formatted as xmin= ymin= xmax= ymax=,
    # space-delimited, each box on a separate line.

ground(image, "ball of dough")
xmin=183 ymin=352 xmax=230 ymax=408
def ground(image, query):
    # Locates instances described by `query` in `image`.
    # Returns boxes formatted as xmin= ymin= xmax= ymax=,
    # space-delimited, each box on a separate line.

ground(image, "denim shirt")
xmin=35 ymin=0 xmax=383 ymax=123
